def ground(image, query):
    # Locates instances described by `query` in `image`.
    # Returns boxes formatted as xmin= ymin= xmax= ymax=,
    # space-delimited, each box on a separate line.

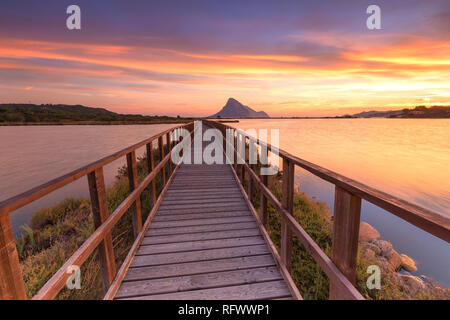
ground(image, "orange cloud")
xmin=0 ymin=34 xmax=449 ymax=117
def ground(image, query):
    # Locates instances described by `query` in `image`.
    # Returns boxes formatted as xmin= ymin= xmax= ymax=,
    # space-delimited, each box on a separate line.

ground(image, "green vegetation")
xmin=0 ymin=104 xmax=193 ymax=125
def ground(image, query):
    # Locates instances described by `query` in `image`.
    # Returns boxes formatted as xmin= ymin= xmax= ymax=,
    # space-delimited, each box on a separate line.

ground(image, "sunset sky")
xmin=0 ymin=0 xmax=449 ymax=117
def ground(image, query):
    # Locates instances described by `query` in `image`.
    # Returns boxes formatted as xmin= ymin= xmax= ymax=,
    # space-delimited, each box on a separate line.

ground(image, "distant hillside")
xmin=351 ymin=106 xmax=450 ymax=118
xmin=0 ymin=104 xmax=191 ymax=125
xmin=210 ymin=98 xmax=270 ymax=118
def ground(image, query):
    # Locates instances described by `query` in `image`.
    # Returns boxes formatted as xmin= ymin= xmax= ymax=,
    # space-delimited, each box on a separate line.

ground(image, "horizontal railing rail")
xmin=0 ymin=122 xmax=194 ymax=300
xmin=205 ymin=119 xmax=450 ymax=300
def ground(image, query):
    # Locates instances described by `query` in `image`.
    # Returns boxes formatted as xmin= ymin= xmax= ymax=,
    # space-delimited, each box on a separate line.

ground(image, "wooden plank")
xmin=156 ymin=208 xmax=250 ymax=217
xmin=153 ymin=211 xmax=251 ymax=222
xmin=0 ymin=211 xmax=27 ymax=300
xmin=156 ymin=205 xmax=250 ymax=215
xmin=161 ymin=195 xmax=244 ymax=203
xmin=146 ymin=221 xmax=257 ymax=236
xmin=164 ymin=190 xmax=242 ymax=198
xmin=150 ymin=216 xmax=255 ymax=228
xmin=87 ymin=168 xmax=116 ymax=293
xmin=131 ymin=245 xmax=270 ymax=267
xmin=158 ymin=201 xmax=245 ymax=210
xmin=227 ymin=159 xmax=302 ymax=300
xmin=168 ymin=184 xmax=239 ymax=189
xmin=136 ymin=236 xmax=265 ymax=255
xmin=143 ymin=228 xmax=260 ymax=245
xmin=329 ymin=186 xmax=361 ymax=300
xmin=124 ymin=254 xmax=275 ymax=281
xmin=116 ymin=280 xmax=290 ymax=300
xmin=116 ymin=267 xmax=283 ymax=299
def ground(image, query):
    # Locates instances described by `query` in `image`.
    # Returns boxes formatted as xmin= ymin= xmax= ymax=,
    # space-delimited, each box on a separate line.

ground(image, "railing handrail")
xmin=211 ymin=122 xmax=450 ymax=243
xmin=0 ymin=123 xmax=189 ymax=215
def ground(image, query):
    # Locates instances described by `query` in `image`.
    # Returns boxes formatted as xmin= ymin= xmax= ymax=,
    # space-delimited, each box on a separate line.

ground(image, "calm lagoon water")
xmin=230 ymin=119 xmax=450 ymax=287
xmin=0 ymin=124 xmax=176 ymax=236
xmin=0 ymin=119 xmax=449 ymax=286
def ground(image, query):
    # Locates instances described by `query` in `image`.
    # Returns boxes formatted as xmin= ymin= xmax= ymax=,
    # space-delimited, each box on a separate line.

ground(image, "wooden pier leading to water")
xmin=0 ymin=120 xmax=448 ymax=300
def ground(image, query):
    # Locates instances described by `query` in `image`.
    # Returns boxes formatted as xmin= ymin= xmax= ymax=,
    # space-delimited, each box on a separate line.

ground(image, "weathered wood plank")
xmin=136 ymin=236 xmax=265 ymax=255
xmin=131 ymin=245 xmax=270 ymax=267
xmin=116 ymin=267 xmax=282 ymax=299
xmin=142 ymin=228 xmax=260 ymax=245
xmin=156 ymin=205 xmax=250 ymax=215
xmin=153 ymin=211 xmax=251 ymax=222
xmin=124 ymin=255 xmax=275 ymax=282
xmin=116 ymin=280 xmax=290 ymax=300
xmin=158 ymin=201 xmax=245 ymax=210
xmin=150 ymin=216 xmax=255 ymax=228
xmin=145 ymin=221 xmax=257 ymax=236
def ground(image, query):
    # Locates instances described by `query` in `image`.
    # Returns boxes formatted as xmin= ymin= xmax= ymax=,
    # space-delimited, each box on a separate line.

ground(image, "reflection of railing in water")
xmin=0 ymin=122 xmax=194 ymax=300
xmin=204 ymin=119 xmax=450 ymax=300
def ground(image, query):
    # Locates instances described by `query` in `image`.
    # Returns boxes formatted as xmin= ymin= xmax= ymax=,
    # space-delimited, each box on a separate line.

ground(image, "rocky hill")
xmin=210 ymin=98 xmax=270 ymax=118
xmin=352 ymin=106 xmax=450 ymax=118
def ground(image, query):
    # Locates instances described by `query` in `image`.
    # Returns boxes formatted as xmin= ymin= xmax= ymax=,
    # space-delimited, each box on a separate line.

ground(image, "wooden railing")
xmin=0 ymin=122 xmax=194 ymax=300
xmin=205 ymin=120 xmax=450 ymax=300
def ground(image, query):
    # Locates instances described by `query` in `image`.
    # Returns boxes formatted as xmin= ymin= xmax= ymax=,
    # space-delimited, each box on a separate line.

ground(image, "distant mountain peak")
xmin=209 ymin=98 xmax=270 ymax=118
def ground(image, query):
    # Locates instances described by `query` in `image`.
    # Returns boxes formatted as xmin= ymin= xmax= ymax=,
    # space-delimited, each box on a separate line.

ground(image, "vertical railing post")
xmin=166 ymin=132 xmax=172 ymax=174
xmin=247 ymin=138 xmax=255 ymax=200
xmin=0 ymin=211 xmax=27 ymax=300
xmin=260 ymin=147 xmax=269 ymax=226
xmin=281 ymin=158 xmax=294 ymax=271
xmin=329 ymin=186 xmax=361 ymax=300
xmin=87 ymin=168 xmax=117 ymax=293
xmin=158 ymin=136 xmax=166 ymax=187
xmin=233 ymin=133 xmax=237 ymax=172
xmin=146 ymin=142 xmax=157 ymax=206
xmin=126 ymin=151 xmax=142 ymax=238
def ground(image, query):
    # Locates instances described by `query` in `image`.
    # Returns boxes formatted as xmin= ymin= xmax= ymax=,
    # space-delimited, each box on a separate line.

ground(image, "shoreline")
xmin=0 ymin=120 xmax=192 ymax=126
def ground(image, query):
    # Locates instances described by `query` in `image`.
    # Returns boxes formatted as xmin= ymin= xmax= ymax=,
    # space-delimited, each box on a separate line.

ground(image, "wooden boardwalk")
xmin=113 ymin=128 xmax=293 ymax=300
xmin=1 ymin=120 xmax=447 ymax=300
